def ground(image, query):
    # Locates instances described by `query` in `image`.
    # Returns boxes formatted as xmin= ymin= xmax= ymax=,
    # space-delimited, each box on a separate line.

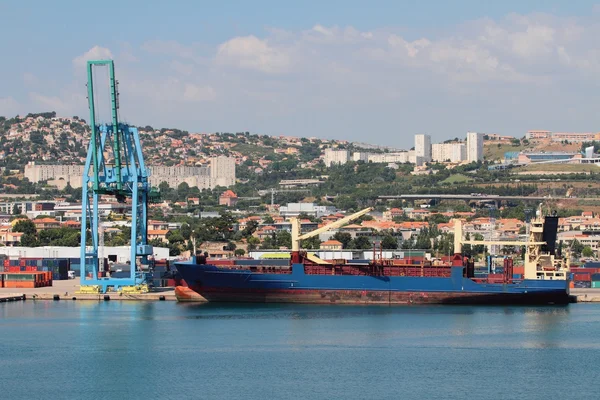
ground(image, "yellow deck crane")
xmin=290 ymin=207 xmax=373 ymax=264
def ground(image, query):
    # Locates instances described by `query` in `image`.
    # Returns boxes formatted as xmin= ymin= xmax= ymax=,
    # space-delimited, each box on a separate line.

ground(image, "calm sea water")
xmin=1 ymin=301 xmax=599 ymax=400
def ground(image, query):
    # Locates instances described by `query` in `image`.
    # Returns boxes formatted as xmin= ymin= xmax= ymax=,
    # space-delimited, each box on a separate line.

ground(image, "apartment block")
xmin=466 ymin=132 xmax=484 ymax=162
xmin=415 ymin=134 xmax=432 ymax=162
xmin=323 ymin=149 xmax=350 ymax=167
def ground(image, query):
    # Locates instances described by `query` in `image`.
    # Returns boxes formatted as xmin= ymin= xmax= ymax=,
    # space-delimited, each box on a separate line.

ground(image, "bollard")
xmin=159 ymin=295 xmax=166 ymax=301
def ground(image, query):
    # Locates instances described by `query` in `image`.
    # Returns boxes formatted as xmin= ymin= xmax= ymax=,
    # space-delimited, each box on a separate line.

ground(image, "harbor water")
xmin=1 ymin=302 xmax=600 ymax=400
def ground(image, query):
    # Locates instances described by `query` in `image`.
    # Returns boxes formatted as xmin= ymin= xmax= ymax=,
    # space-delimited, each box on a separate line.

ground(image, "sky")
xmin=2 ymin=1 xmax=600 ymax=147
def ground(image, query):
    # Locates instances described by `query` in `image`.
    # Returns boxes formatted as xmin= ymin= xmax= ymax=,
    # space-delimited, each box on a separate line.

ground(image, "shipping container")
xmin=591 ymin=281 xmax=600 ymax=289
xmin=574 ymin=281 xmax=592 ymax=289
xmin=574 ymin=273 xmax=592 ymax=282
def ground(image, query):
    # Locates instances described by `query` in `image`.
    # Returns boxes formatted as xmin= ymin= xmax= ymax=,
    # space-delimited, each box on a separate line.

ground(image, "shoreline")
xmin=2 ymin=282 xmax=600 ymax=303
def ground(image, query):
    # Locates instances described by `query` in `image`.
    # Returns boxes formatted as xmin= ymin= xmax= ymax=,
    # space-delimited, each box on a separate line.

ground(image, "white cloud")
xmin=183 ymin=84 xmax=216 ymax=102
xmin=215 ymin=35 xmax=290 ymax=73
xmin=15 ymin=11 xmax=600 ymax=146
xmin=73 ymin=46 xmax=114 ymax=69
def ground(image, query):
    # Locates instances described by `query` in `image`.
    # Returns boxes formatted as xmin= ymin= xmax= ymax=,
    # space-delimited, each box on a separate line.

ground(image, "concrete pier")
xmin=0 ymin=294 xmax=26 ymax=302
xmin=570 ymin=288 xmax=600 ymax=303
xmin=0 ymin=280 xmax=176 ymax=301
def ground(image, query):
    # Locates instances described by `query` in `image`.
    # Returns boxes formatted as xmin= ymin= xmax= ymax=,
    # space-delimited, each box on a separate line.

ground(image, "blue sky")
xmin=2 ymin=1 xmax=600 ymax=146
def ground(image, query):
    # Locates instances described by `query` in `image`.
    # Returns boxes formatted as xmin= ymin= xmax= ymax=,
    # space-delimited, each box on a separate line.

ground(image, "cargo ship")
xmin=175 ymin=206 xmax=571 ymax=305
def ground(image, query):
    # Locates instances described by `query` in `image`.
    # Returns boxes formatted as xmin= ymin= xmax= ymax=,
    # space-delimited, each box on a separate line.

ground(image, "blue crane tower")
xmin=79 ymin=60 xmax=154 ymax=293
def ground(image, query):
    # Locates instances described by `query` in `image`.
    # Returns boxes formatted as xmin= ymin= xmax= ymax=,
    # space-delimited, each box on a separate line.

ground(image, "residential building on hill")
xmin=467 ymin=132 xmax=484 ymax=162
xmin=24 ymin=158 xmax=236 ymax=190
xmin=323 ymin=148 xmax=350 ymax=167
xmin=431 ymin=142 xmax=466 ymax=163
xmin=415 ymin=134 xmax=432 ymax=162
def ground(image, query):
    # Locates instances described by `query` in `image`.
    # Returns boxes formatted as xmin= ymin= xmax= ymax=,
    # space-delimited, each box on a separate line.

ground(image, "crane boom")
xmin=291 ymin=207 xmax=373 ymax=251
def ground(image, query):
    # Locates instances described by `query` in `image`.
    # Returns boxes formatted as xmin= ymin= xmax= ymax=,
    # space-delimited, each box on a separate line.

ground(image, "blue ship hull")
xmin=174 ymin=262 xmax=571 ymax=305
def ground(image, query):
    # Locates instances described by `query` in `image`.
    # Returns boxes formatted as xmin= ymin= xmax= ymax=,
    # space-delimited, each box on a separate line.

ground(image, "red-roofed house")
xmin=219 ymin=190 xmax=238 ymax=207
xmin=320 ymin=239 xmax=343 ymax=250
xmin=33 ymin=218 xmax=61 ymax=230
xmin=62 ymin=220 xmax=81 ymax=229
xmin=148 ymin=229 xmax=169 ymax=243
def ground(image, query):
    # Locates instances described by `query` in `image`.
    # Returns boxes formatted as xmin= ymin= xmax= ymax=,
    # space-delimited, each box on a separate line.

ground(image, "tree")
xmin=350 ymin=236 xmax=372 ymax=250
xmin=234 ymin=248 xmax=246 ymax=257
xmin=332 ymin=232 xmax=352 ymax=249
xmin=301 ymin=236 xmax=321 ymax=249
xmin=571 ymin=239 xmax=584 ymax=258
xmin=19 ymin=233 xmax=38 ymax=247
xmin=223 ymin=241 xmax=237 ymax=251
xmin=13 ymin=219 xmax=36 ymax=235
xmin=582 ymin=246 xmax=594 ymax=258
xmin=262 ymin=215 xmax=275 ymax=224
xmin=247 ymin=236 xmax=260 ymax=251
xmin=276 ymin=230 xmax=292 ymax=249
xmin=381 ymin=235 xmax=398 ymax=249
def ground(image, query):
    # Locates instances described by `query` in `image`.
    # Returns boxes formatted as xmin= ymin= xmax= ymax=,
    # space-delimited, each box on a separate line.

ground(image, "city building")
xmin=219 ymin=190 xmax=238 ymax=207
xmin=24 ymin=158 xmax=236 ymax=190
xmin=415 ymin=134 xmax=431 ymax=162
xmin=525 ymin=130 xmax=600 ymax=142
xmin=352 ymin=152 xmax=369 ymax=162
xmin=323 ymin=149 xmax=350 ymax=167
xmin=367 ymin=152 xmax=410 ymax=164
xmin=320 ymin=239 xmax=343 ymax=251
xmin=210 ymin=156 xmax=236 ymax=187
xmin=431 ymin=143 xmax=467 ymax=163
xmin=467 ymin=132 xmax=484 ymax=162
xmin=526 ymin=130 xmax=552 ymax=140
xmin=551 ymin=132 xmax=600 ymax=142
xmin=279 ymin=203 xmax=337 ymax=218
xmin=516 ymin=152 xmax=581 ymax=164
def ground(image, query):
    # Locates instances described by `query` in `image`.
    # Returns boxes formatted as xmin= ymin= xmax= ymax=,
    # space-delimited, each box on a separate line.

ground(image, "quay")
xmin=0 ymin=280 xmax=177 ymax=301
xmin=571 ymin=289 xmax=600 ymax=303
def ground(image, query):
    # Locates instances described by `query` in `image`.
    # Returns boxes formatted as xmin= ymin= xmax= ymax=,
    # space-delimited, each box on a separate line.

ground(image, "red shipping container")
xmin=513 ymin=266 xmax=524 ymax=275
xmin=571 ymin=268 xmax=600 ymax=275
xmin=574 ymin=273 xmax=591 ymax=282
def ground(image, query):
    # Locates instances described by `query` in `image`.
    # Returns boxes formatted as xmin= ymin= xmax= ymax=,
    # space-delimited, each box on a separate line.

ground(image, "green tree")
xmin=276 ymin=230 xmax=292 ymax=248
xmin=234 ymin=248 xmax=246 ymax=257
xmin=381 ymin=235 xmax=398 ymax=249
xmin=19 ymin=233 xmax=38 ymax=247
xmin=13 ymin=219 xmax=36 ymax=235
xmin=571 ymin=239 xmax=584 ymax=258
xmin=332 ymin=232 xmax=352 ymax=249
xmin=301 ymin=236 xmax=321 ymax=249
xmin=582 ymin=246 xmax=594 ymax=258
xmin=350 ymin=236 xmax=372 ymax=250
xmin=247 ymin=236 xmax=260 ymax=251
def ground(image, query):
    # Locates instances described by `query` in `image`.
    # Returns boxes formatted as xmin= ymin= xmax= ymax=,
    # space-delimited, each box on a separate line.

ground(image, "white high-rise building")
xmin=466 ymin=132 xmax=484 ymax=162
xmin=431 ymin=143 xmax=467 ymax=163
xmin=210 ymin=156 xmax=236 ymax=187
xmin=323 ymin=148 xmax=350 ymax=167
xmin=414 ymin=134 xmax=431 ymax=162
xmin=352 ymin=152 xmax=369 ymax=162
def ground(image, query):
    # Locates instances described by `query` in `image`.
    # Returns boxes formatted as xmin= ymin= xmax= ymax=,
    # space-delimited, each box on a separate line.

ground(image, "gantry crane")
xmin=79 ymin=60 xmax=154 ymax=293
